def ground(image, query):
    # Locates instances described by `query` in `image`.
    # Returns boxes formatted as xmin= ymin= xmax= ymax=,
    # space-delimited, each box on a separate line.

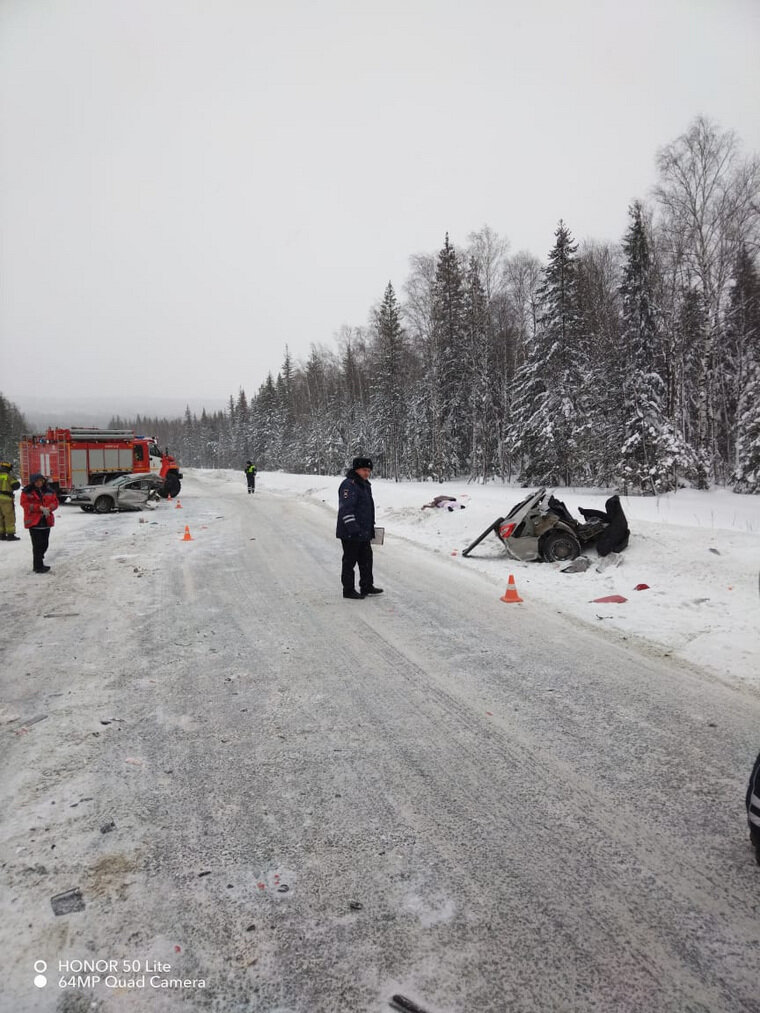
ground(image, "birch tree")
xmin=655 ymin=116 xmax=760 ymax=483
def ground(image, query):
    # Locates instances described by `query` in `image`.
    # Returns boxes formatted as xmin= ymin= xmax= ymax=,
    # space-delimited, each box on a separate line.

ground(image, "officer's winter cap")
xmin=352 ymin=457 xmax=373 ymax=471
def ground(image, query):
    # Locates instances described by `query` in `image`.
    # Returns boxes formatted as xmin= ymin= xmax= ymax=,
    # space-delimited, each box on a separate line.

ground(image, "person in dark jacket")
xmin=747 ymin=750 xmax=760 ymax=866
xmin=20 ymin=473 xmax=59 ymax=573
xmin=336 ymin=457 xmax=383 ymax=600
xmin=244 ymin=461 xmax=257 ymax=494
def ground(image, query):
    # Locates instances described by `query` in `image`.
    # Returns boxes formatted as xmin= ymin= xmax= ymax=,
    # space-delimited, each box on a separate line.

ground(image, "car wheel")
xmin=94 ymin=495 xmax=114 ymax=514
xmin=540 ymin=529 xmax=581 ymax=562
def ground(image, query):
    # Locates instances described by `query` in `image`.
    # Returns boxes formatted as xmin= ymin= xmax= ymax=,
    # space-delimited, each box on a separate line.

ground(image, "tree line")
xmin=116 ymin=118 xmax=759 ymax=493
xmin=0 ymin=393 xmax=28 ymax=464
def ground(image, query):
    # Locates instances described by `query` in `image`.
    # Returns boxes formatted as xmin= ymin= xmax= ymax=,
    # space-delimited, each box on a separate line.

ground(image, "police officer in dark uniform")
xmin=336 ymin=457 xmax=383 ymax=600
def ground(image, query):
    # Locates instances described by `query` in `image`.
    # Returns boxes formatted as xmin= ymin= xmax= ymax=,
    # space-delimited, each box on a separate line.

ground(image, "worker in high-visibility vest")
xmin=0 ymin=461 xmax=21 ymax=540
xmin=244 ymin=461 xmax=257 ymax=494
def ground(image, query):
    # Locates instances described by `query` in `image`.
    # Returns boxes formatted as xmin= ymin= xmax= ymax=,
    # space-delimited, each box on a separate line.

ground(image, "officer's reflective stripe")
xmin=343 ymin=514 xmax=356 ymax=523
xmin=750 ymin=793 xmax=760 ymax=826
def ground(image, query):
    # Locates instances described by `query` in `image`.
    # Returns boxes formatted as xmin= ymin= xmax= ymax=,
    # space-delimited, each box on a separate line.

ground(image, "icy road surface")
xmin=2 ymin=470 xmax=759 ymax=1012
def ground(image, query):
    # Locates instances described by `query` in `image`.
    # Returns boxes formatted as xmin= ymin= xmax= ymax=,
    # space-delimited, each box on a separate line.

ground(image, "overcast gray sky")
xmin=2 ymin=0 xmax=759 ymax=407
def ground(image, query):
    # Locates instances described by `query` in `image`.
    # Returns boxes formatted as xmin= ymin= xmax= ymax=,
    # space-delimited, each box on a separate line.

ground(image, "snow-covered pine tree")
xmin=617 ymin=202 xmax=684 ymax=493
xmin=335 ymin=329 xmax=371 ymax=469
xmin=232 ymin=388 xmax=251 ymax=463
xmin=249 ymin=373 xmax=277 ymax=469
xmin=299 ymin=346 xmax=330 ymax=474
xmin=428 ymin=234 xmax=468 ymax=479
xmin=272 ymin=349 xmax=300 ymax=469
xmin=674 ymin=286 xmax=712 ymax=487
xmin=182 ymin=405 xmax=200 ymax=466
xmin=574 ymin=240 xmax=623 ymax=484
xmin=401 ymin=255 xmax=436 ymax=479
xmin=734 ymin=364 xmax=760 ymax=493
xmin=0 ymin=392 xmax=28 ymax=463
xmin=509 ymin=220 xmax=588 ymax=485
xmin=728 ymin=246 xmax=760 ymax=492
xmin=369 ymin=282 xmax=407 ymax=480
xmin=462 ymin=256 xmax=496 ymax=481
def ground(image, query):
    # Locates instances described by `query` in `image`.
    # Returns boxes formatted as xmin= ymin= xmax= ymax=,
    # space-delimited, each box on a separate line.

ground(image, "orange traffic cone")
xmin=181 ymin=525 xmax=193 ymax=541
xmin=500 ymin=574 xmax=523 ymax=603
xmin=175 ymin=499 xmax=182 ymax=509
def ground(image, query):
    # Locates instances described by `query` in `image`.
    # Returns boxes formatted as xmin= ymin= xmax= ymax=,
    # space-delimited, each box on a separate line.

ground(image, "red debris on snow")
xmin=634 ymin=583 xmax=650 ymax=591
xmin=591 ymin=594 xmax=628 ymax=604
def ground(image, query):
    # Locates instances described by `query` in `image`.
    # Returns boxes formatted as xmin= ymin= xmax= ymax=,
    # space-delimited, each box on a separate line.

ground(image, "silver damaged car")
xmin=70 ymin=474 xmax=164 ymax=513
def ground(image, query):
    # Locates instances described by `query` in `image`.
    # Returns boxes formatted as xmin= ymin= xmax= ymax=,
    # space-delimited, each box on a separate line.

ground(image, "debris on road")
xmin=51 ymin=887 xmax=85 ymax=916
xmin=561 ymin=556 xmax=591 ymax=573
xmin=18 ymin=714 xmax=48 ymax=727
xmin=13 ymin=714 xmax=48 ymax=735
xmin=390 ymin=995 xmax=431 ymax=1013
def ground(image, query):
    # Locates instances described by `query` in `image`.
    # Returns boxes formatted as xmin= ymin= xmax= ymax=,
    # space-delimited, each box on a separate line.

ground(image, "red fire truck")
xmin=19 ymin=428 xmax=181 ymax=499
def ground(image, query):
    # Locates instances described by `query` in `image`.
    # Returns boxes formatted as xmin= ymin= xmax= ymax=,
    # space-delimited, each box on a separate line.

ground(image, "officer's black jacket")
xmin=336 ymin=469 xmax=375 ymax=541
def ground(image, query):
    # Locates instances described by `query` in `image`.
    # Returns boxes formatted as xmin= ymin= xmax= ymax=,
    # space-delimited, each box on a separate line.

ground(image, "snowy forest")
xmin=102 ymin=120 xmax=760 ymax=494
xmin=0 ymin=393 xmax=27 ymax=464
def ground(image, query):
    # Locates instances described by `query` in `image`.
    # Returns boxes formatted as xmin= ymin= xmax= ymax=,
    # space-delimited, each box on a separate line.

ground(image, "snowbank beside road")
xmin=244 ymin=470 xmax=759 ymax=690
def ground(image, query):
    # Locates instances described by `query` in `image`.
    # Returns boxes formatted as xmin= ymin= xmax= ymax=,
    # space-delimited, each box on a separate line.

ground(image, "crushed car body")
xmin=69 ymin=473 xmax=164 ymax=513
xmin=462 ymin=487 xmax=630 ymax=563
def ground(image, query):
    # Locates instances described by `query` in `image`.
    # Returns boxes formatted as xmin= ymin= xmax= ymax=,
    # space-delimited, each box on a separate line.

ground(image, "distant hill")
xmin=10 ymin=395 xmax=229 ymax=430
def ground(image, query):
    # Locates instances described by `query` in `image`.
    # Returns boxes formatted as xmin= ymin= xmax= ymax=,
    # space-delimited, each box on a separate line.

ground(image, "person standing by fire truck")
xmin=0 ymin=461 xmax=21 ymax=540
xmin=20 ymin=473 xmax=59 ymax=573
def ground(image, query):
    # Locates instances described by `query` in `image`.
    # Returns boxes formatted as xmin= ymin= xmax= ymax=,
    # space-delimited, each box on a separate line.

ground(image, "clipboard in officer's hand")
xmin=371 ymin=527 xmax=385 ymax=546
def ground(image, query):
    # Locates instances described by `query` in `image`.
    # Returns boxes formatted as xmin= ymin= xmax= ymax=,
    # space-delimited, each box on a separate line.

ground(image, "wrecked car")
xmin=69 ymin=473 xmax=164 ymax=514
xmin=462 ymin=487 xmax=629 ymax=563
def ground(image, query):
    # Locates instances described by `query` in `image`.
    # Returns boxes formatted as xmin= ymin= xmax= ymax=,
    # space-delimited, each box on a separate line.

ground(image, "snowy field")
xmin=252 ymin=469 xmax=760 ymax=689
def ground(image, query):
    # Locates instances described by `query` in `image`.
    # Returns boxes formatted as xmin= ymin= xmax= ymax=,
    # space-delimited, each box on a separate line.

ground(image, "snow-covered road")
xmin=2 ymin=471 xmax=759 ymax=1012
